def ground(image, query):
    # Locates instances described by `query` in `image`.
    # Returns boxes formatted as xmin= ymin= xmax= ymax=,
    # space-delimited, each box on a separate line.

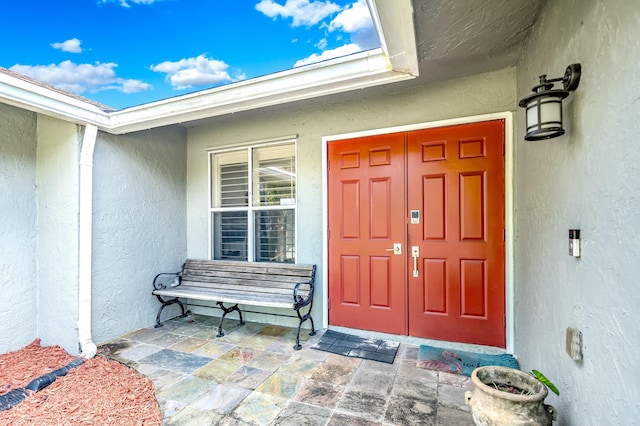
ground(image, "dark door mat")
xmin=311 ymin=330 xmax=400 ymax=364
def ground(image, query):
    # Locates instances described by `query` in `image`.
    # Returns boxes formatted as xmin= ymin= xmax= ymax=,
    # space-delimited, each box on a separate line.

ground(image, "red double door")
xmin=327 ymin=120 xmax=505 ymax=347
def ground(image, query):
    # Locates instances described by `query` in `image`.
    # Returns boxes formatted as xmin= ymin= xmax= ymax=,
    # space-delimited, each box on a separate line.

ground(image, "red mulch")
xmin=0 ymin=340 xmax=161 ymax=426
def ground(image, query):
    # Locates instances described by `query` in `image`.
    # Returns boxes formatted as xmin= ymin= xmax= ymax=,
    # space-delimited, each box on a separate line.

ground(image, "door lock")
xmin=385 ymin=243 xmax=402 ymax=255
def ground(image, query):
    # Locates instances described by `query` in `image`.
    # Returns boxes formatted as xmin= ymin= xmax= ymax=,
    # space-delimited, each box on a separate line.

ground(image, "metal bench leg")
xmin=294 ymin=308 xmax=315 ymax=351
xmin=216 ymin=302 xmax=245 ymax=338
xmin=154 ymin=295 xmax=189 ymax=328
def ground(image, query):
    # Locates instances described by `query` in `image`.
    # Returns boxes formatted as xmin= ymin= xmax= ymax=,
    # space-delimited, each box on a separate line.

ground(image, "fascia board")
xmin=106 ymin=49 xmax=415 ymax=134
xmin=369 ymin=0 xmax=419 ymax=75
xmin=0 ymin=72 xmax=110 ymax=128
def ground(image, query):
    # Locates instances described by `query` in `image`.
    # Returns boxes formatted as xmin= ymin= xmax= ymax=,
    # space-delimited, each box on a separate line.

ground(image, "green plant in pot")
xmin=465 ymin=366 xmax=558 ymax=426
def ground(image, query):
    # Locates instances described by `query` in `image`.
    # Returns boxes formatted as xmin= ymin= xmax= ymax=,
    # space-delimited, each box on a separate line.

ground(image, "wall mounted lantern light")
xmin=519 ymin=63 xmax=581 ymax=141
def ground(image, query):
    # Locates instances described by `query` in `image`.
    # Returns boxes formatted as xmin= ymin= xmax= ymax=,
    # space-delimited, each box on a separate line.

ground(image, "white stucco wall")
xmin=92 ymin=126 xmax=187 ymax=344
xmin=515 ymin=0 xmax=640 ymax=424
xmin=187 ymin=67 xmax=517 ymax=327
xmin=36 ymin=116 xmax=81 ymax=354
xmin=0 ymin=103 xmax=38 ymax=353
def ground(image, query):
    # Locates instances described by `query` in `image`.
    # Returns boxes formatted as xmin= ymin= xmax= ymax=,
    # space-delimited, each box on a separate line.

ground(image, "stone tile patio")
xmin=99 ymin=314 xmax=475 ymax=425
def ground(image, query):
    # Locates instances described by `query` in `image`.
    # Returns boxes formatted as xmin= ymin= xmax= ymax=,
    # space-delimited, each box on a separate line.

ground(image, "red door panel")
xmin=327 ymin=133 xmax=407 ymax=335
xmin=407 ymin=120 xmax=505 ymax=347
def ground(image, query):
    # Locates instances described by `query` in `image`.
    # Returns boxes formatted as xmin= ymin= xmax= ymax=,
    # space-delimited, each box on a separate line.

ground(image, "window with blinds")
xmin=210 ymin=142 xmax=296 ymax=263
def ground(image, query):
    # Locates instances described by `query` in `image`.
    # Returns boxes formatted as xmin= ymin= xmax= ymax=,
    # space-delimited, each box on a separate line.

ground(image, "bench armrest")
xmin=293 ymin=280 xmax=314 ymax=308
xmin=153 ymin=272 xmax=181 ymax=291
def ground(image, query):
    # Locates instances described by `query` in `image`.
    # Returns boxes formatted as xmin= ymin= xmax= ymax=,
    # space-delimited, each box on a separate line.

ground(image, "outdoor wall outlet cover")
xmin=566 ymin=326 xmax=583 ymax=362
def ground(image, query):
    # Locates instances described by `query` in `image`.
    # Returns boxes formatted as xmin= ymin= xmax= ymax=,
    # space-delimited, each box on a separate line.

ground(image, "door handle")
xmin=412 ymin=246 xmax=420 ymax=277
xmin=385 ymin=243 xmax=402 ymax=255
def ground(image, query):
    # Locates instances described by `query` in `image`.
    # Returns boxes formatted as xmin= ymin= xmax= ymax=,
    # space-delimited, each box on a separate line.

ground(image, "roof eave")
xmin=0 ymin=0 xmax=418 ymax=134
xmin=108 ymin=49 xmax=416 ymax=134
xmin=0 ymin=70 xmax=111 ymax=128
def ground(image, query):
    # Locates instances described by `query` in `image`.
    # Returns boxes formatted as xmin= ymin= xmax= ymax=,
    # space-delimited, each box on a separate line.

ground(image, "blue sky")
xmin=1 ymin=0 xmax=378 ymax=109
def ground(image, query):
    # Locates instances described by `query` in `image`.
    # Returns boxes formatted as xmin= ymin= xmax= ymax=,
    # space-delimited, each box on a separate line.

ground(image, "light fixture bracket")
xmin=561 ymin=63 xmax=581 ymax=91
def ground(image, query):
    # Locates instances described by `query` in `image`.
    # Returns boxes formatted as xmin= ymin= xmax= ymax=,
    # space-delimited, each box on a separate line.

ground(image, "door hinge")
xmin=502 ymin=229 xmax=506 ymax=241
xmin=328 ymin=298 xmax=331 ymax=310
xmin=503 ymin=315 xmax=506 ymax=327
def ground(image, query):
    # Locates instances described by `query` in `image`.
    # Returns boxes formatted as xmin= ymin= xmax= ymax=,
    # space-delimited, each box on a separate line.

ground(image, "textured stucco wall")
xmin=187 ymin=67 xmax=517 ymax=327
xmin=0 ymin=103 xmax=38 ymax=353
xmin=515 ymin=0 xmax=640 ymax=424
xmin=35 ymin=116 xmax=81 ymax=354
xmin=92 ymin=126 xmax=187 ymax=344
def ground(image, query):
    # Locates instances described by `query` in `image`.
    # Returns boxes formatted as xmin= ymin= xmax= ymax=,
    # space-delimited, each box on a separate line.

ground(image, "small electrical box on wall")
xmin=569 ymin=229 xmax=581 ymax=257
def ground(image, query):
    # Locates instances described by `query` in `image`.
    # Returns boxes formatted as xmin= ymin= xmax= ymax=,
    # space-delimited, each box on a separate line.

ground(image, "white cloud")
xmin=9 ymin=61 xmax=152 ymax=94
xmin=256 ymin=0 xmax=341 ymax=27
xmin=327 ymin=0 xmax=372 ymax=33
xmin=316 ymin=38 xmax=328 ymax=50
xmin=294 ymin=43 xmax=361 ymax=67
xmin=327 ymin=0 xmax=378 ymax=50
xmin=51 ymin=38 xmax=83 ymax=53
xmin=98 ymin=0 xmax=159 ymax=8
xmin=151 ymin=54 xmax=240 ymax=90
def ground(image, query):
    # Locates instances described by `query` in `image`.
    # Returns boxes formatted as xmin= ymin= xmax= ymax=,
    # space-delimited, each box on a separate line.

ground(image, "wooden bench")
xmin=152 ymin=259 xmax=316 ymax=350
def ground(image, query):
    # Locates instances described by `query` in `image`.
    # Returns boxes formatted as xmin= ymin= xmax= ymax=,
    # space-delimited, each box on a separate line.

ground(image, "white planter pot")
xmin=465 ymin=366 xmax=557 ymax=426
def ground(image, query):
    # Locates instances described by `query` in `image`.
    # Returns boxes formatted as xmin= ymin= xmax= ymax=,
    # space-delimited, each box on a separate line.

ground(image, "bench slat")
xmin=180 ymin=281 xmax=310 ymax=297
xmin=181 ymin=274 xmax=311 ymax=288
xmin=153 ymin=287 xmax=294 ymax=308
xmin=184 ymin=260 xmax=314 ymax=278
xmin=182 ymin=272 xmax=309 ymax=285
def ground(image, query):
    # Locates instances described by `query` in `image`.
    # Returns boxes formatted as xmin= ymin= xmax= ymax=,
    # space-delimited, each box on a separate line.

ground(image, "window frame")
xmin=207 ymin=138 xmax=298 ymax=262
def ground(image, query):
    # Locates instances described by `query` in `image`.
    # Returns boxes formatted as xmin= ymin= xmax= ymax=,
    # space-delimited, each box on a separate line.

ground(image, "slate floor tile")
xmin=392 ymin=374 xmax=438 ymax=400
xmin=192 ymin=359 xmax=241 ymax=382
xmin=336 ymin=389 xmax=388 ymax=422
xmin=192 ymin=341 xmax=236 ymax=359
xmin=310 ymin=362 xmax=356 ymax=386
xmin=327 ymin=413 xmax=382 ymax=426
xmin=324 ymin=353 xmax=362 ymax=369
xmin=401 ymin=345 xmax=419 ymax=361
xmin=236 ymin=334 xmax=278 ymax=350
xmin=398 ymin=359 xmax=439 ymax=381
xmin=258 ymin=324 xmax=292 ymax=337
xmin=278 ymin=356 xmax=321 ymax=377
xmin=293 ymin=379 xmax=344 ymax=409
xmin=219 ymin=346 xmax=258 ymax=364
xmin=136 ymin=364 xmax=184 ymax=389
xmin=359 ymin=358 xmax=399 ymax=375
xmin=272 ymin=401 xmax=333 ymax=426
xmin=385 ymin=395 xmax=438 ymax=426
xmin=127 ymin=327 xmax=171 ymax=345
xmin=347 ymin=368 xmax=395 ymax=395
xmin=436 ymin=405 xmax=476 ymax=426
xmin=437 ymin=383 xmax=471 ymax=411
xmin=156 ymin=375 xmax=215 ymax=405
xmin=118 ymin=342 xmax=163 ymax=361
xmin=232 ymin=391 xmax=288 ymax=425
xmin=247 ymin=351 xmax=291 ymax=371
xmin=168 ymin=336 xmax=208 ymax=353
xmin=164 ymin=406 xmax=223 ymax=426
xmin=191 ymin=383 xmax=251 ymax=414
xmin=140 ymin=348 xmax=213 ymax=374
xmin=227 ymin=365 xmax=273 ymax=390
xmin=255 ymin=372 xmax=306 ymax=399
